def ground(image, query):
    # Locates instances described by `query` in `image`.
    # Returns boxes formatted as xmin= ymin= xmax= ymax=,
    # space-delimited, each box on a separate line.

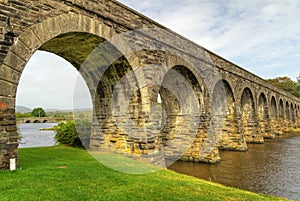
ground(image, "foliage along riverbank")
xmin=0 ymin=146 xmax=287 ymax=201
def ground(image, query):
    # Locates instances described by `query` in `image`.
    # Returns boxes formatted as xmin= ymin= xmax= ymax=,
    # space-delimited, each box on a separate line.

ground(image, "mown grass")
xmin=0 ymin=146 xmax=286 ymax=201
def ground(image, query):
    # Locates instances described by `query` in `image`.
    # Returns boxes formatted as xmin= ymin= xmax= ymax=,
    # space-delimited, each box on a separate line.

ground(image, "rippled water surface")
xmin=18 ymin=123 xmax=57 ymax=148
xmin=168 ymin=133 xmax=300 ymax=201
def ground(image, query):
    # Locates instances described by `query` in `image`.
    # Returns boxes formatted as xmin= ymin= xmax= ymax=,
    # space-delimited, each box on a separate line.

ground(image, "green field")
xmin=0 ymin=146 xmax=286 ymax=201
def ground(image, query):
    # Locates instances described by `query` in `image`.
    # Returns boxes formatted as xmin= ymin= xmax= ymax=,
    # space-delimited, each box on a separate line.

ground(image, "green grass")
xmin=0 ymin=146 xmax=286 ymax=201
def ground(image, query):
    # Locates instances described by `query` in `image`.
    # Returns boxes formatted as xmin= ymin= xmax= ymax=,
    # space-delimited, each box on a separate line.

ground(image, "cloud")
xmin=119 ymin=0 xmax=300 ymax=80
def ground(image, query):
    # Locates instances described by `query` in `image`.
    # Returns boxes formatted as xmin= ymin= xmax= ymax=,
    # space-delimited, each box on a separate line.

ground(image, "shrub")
xmin=55 ymin=121 xmax=83 ymax=147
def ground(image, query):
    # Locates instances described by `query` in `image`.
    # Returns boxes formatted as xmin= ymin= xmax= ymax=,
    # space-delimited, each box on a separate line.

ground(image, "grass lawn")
xmin=0 ymin=146 xmax=286 ymax=201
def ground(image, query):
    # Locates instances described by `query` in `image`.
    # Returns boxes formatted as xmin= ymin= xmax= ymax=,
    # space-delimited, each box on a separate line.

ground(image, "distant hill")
xmin=16 ymin=106 xmax=92 ymax=113
xmin=16 ymin=106 xmax=32 ymax=113
xmin=45 ymin=108 xmax=92 ymax=113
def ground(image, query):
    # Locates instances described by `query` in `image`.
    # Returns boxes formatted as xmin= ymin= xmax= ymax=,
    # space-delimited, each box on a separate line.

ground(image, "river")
xmin=168 ymin=132 xmax=300 ymax=200
xmin=18 ymin=123 xmax=300 ymax=200
xmin=18 ymin=123 xmax=57 ymax=148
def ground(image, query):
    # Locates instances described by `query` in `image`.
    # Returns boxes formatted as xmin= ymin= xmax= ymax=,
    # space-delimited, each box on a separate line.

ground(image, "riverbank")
xmin=0 ymin=146 xmax=286 ymax=200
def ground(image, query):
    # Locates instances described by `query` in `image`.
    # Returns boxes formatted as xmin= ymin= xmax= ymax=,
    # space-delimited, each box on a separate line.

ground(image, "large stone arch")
xmin=240 ymin=87 xmax=263 ymax=143
xmin=0 ymin=13 xmax=150 ymax=169
xmin=149 ymin=54 xmax=220 ymax=164
xmin=269 ymin=96 xmax=280 ymax=135
xmin=258 ymin=92 xmax=273 ymax=138
xmin=159 ymin=64 xmax=208 ymax=163
xmin=212 ymin=79 xmax=246 ymax=151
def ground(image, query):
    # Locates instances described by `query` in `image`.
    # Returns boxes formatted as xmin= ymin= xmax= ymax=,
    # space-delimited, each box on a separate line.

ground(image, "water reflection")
xmin=168 ymin=133 xmax=300 ymax=200
xmin=18 ymin=123 xmax=58 ymax=148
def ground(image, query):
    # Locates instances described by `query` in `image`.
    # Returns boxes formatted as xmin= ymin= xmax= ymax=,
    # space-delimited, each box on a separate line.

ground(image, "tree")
xmin=55 ymin=121 xmax=83 ymax=147
xmin=31 ymin=107 xmax=46 ymax=117
xmin=266 ymin=77 xmax=300 ymax=98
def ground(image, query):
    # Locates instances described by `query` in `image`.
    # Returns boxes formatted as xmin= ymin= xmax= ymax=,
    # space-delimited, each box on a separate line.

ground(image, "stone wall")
xmin=0 ymin=0 xmax=299 ymax=169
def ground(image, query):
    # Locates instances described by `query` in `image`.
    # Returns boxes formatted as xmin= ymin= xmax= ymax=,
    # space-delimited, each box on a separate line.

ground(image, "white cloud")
xmin=119 ymin=0 xmax=300 ymax=80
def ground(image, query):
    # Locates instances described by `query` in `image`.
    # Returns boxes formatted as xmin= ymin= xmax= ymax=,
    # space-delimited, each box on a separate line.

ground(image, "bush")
xmin=55 ymin=121 xmax=83 ymax=147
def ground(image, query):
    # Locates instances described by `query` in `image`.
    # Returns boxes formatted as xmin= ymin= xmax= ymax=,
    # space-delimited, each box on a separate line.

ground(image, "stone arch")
xmin=241 ymin=87 xmax=263 ymax=143
xmin=285 ymin=101 xmax=291 ymax=130
xmin=258 ymin=93 xmax=268 ymax=120
xmin=269 ymin=96 xmax=280 ymax=135
xmin=290 ymin=103 xmax=296 ymax=125
xmin=4 ymin=13 xmax=146 ymax=98
xmin=277 ymin=99 xmax=286 ymax=133
xmin=159 ymin=64 xmax=204 ymax=163
xmin=278 ymin=99 xmax=284 ymax=119
xmin=285 ymin=101 xmax=290 ymax=120
xmin=164 ymin=55 xmax=208 ymax=113
xmin=212 ymin=79 xmax=246 ymax=151
xmin=212 ymin=80 xmax=235 ymax=117
xmin=33 ymin=120 xmax=41 ymax=123
xmin=270 ymin=96 xmax=277 ymax=118
xmin=0 ymin=13 xmax=149 ymax=169
xmin=258 ymin=93 xmax=273 ymax=138
xmin=154 ymin=54 xmax=221 ymax=163
xmin=92 ymin=51 xmax=141 ymax=153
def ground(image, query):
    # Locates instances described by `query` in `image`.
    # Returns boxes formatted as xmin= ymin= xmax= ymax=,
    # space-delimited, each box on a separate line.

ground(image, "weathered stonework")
xmin=0 ymin=0 xmax=299 ymax=170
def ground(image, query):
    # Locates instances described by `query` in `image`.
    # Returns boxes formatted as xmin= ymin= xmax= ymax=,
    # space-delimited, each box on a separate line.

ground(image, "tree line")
xmin=266 ymin=77 xmax=300 ymax=98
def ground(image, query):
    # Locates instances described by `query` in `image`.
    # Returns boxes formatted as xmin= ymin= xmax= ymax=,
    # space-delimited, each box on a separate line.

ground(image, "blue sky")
xmin=118 ymin=0 xmax=300 ymax=80
xmin=16 ymin=0 xmax=300 ymax=109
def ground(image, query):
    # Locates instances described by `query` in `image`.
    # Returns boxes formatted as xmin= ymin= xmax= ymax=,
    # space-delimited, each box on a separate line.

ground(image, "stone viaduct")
xmin=16 ymin=117 xmax=67 ymax=124
xmin=0 ymin=0 xmax=299 ymax=170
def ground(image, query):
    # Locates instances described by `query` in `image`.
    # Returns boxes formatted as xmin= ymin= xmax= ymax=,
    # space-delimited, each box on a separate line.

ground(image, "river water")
xmin=18 ymin=123 xmax=57 ymax=148
xmin=18 ymin=123 xmax=300 ymax=200
xmin=168 ymin=132 xmax=300 ymax=200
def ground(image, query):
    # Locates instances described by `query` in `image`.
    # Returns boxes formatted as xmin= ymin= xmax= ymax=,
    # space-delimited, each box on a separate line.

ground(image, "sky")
xmin=16 ymin=51 xmax=92 ymax=110
xmin=16 ymin=0 xmax=300 ymax=110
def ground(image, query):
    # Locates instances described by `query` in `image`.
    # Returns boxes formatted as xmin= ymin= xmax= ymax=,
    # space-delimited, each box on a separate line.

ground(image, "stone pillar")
xmin=217 ymin=113 xmax=247 ymax=151
xmin=270 ymin=116 xmax=281 ymax=135
xmin=0 ymin=106 xmax=19 ymax=170
xmin=243 ymin=119 xmax=264 ymax=143
xmin=182 ymin=113 xmax=221 ymax=164
xmin=259 ymin=117 xmax=274 ymax=139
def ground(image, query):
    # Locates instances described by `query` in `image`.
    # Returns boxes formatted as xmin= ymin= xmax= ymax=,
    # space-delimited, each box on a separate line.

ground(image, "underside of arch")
xmin=258 ymin=93 xmax=273 ymax=138
xmin=241 ymin=88 xmax=263 ymax=143
xmin=269 ymin=96 xmax=281 ymax=135
xmin=212 ymin=80 xmax=246 ymax=151
xmin=39 ymin=32 xmax=105 ymax=70
xmin=159 ymin=65 xmax=203 ymax=163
